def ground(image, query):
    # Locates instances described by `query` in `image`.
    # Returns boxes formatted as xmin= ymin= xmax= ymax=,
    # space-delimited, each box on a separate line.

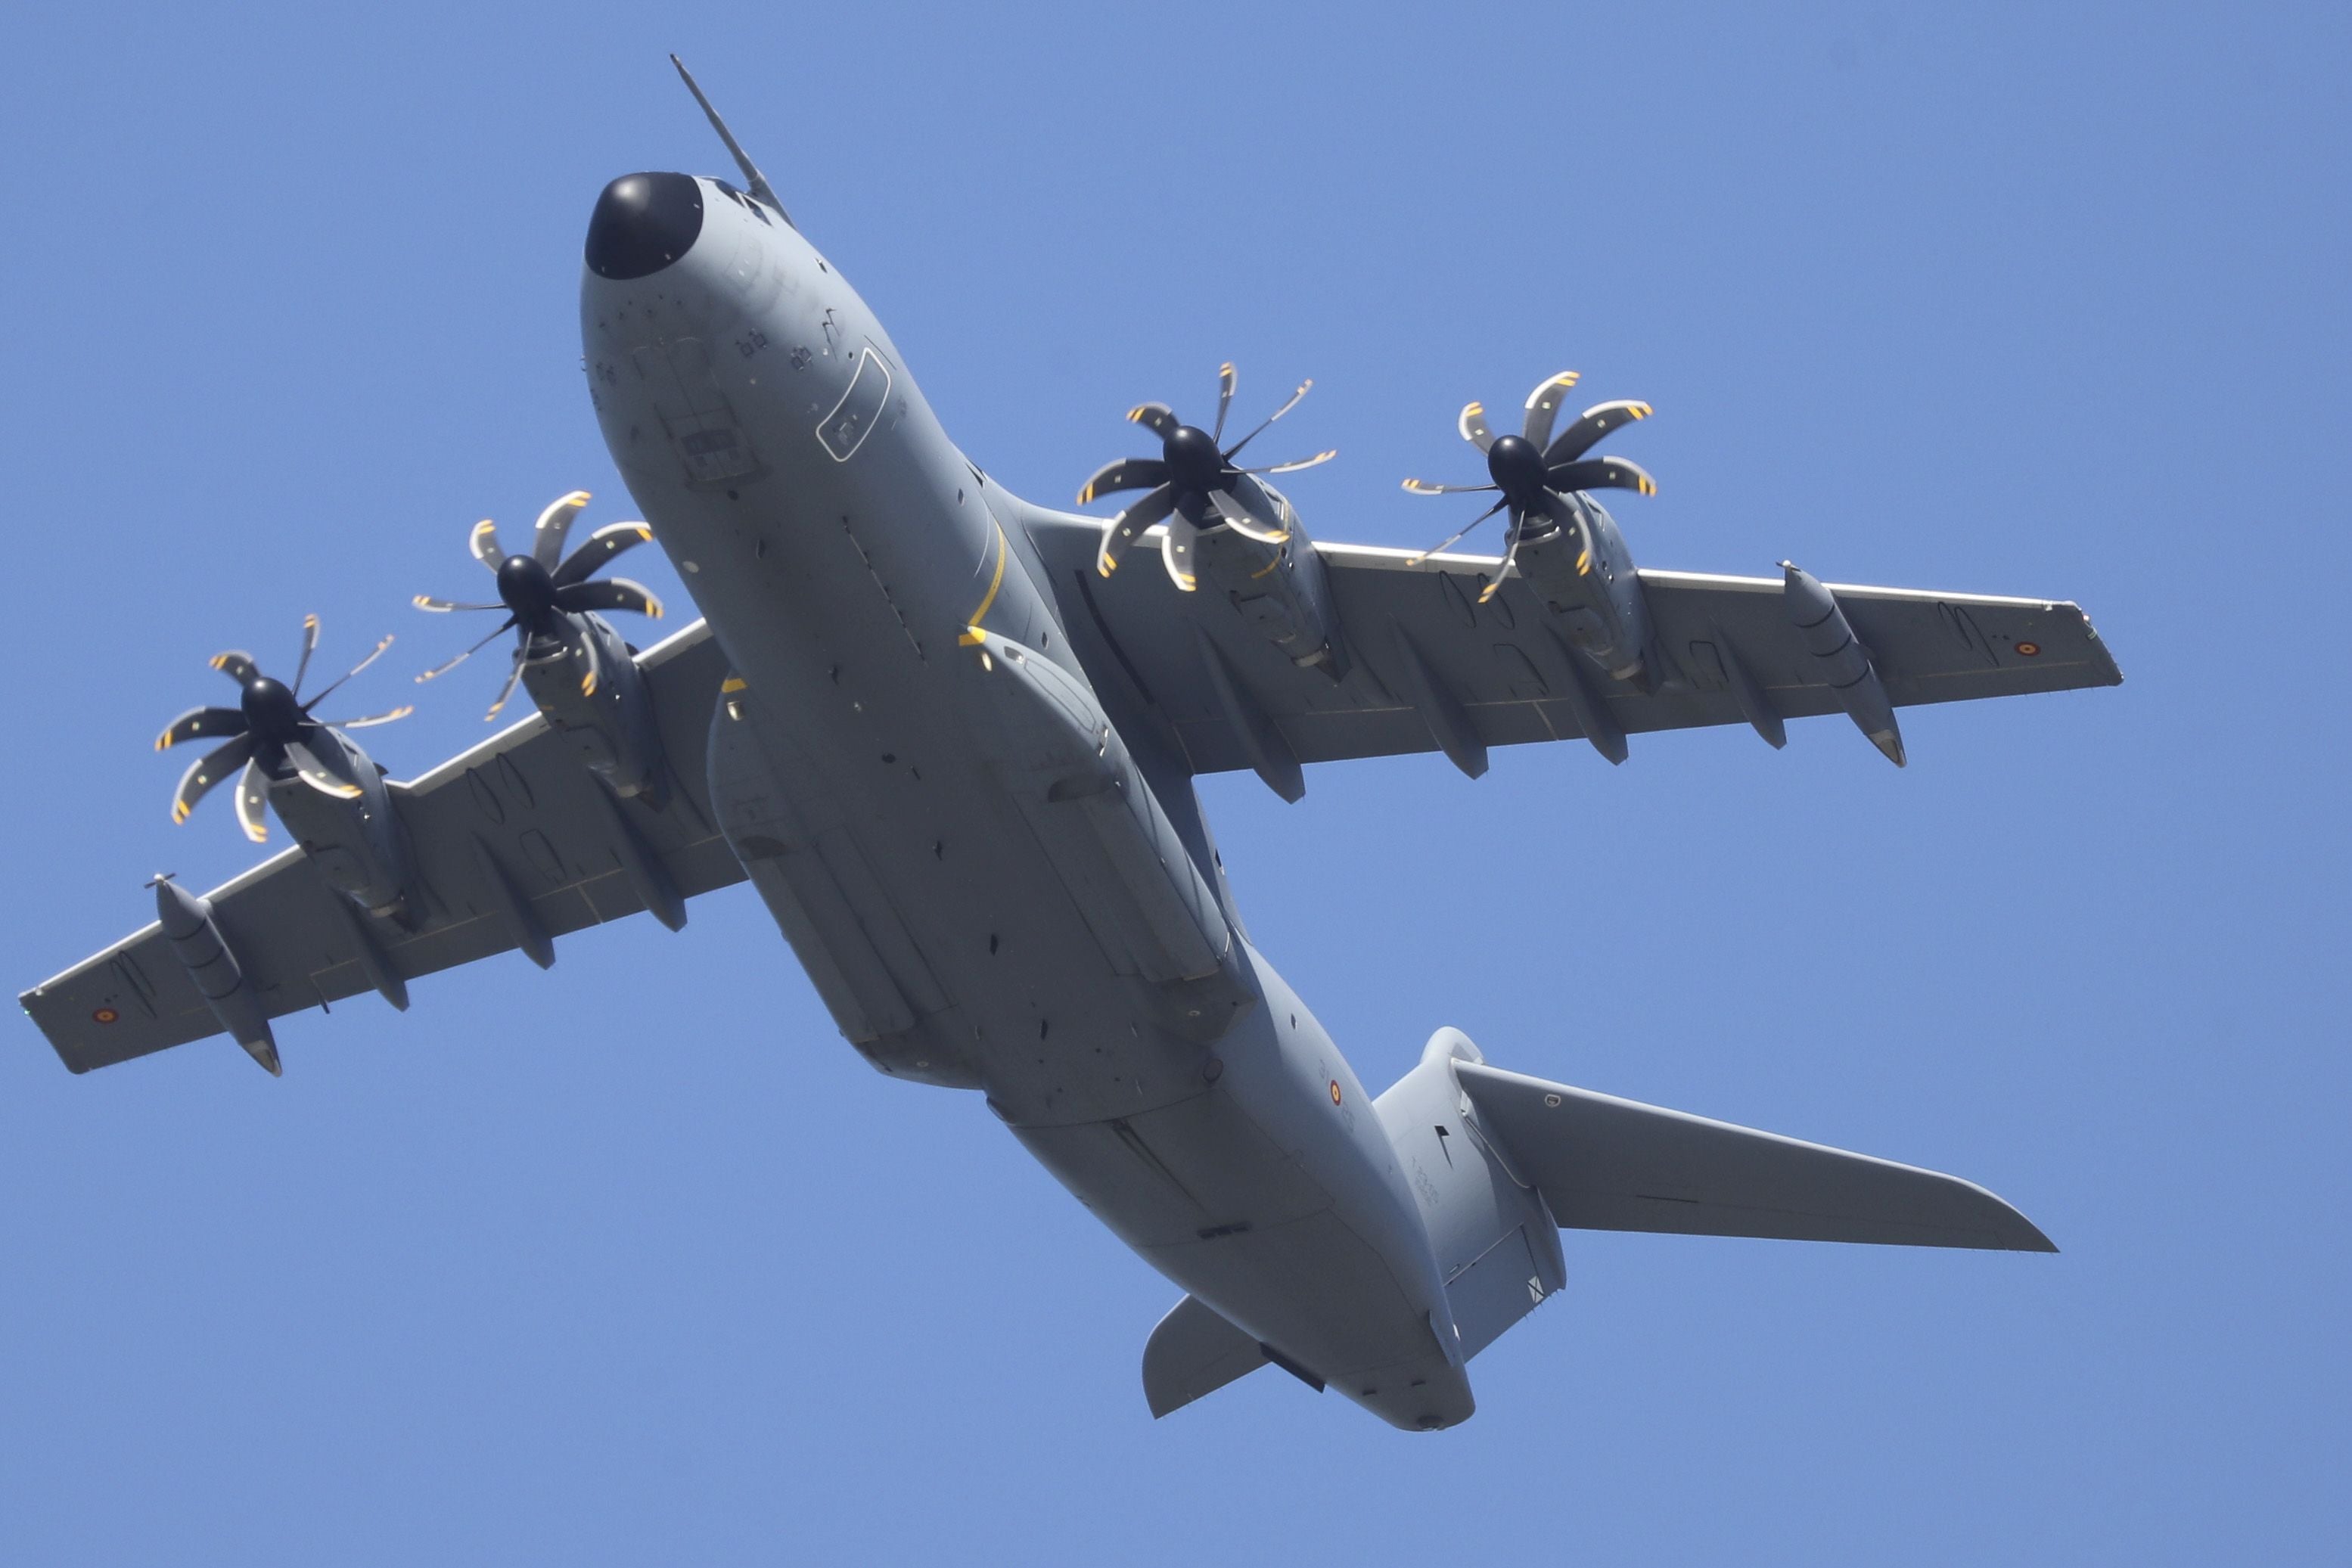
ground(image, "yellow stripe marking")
xmin=721 ymin=675 xmax=747 ymax=693
xmin=957 ymin=524 xmax=1009 ymax=647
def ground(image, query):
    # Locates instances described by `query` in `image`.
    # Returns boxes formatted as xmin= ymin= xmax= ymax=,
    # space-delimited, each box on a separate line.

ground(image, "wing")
xmin=1031 ymin=518 xmax=2120 ymax=779
xmin=1456 ymin=1060 xmax=2055 ymax=1251
xmin=21 ymin=623 xmax=743 ymax=1074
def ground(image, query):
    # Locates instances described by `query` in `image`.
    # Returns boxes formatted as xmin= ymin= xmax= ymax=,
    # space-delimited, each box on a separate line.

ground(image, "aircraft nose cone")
xmin=585 ymin=172 xmax=704 ymax=281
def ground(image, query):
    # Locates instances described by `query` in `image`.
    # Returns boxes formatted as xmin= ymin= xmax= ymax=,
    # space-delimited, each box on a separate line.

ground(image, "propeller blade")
xmin=470 ymin=518 xmax=506 ymax=571
xmin=1544 ymin=399 xmax=1653 ymax=465
xmin=210 ymin=650 xmax=261 ymax=690
xmin=1521 ymin=371 xmax=1583 ymax=447
xmin=1458 ymin=401 xmax=1496 ymax=452
xmin=1212 ymin=362 xmax=1237 ymax=442
xmin=413 ymin=595 xmax=504 ymax=613
xmin=170 ymin=734 xmax=256 ymax=824
xmin=555 ymin=578 xmax=664 ymax=619
xmin=578 ymin=634 xmax=603 ymax=698
xmin=300 ymin=634 xmax=395 ymax=712
xmin=551 ymin=520 xmax=655 ymax=588
xmin=418 ymin=617 xmax=517 ymax=682
xmin=320 ymin=705 xmax=414 ymax=731
xmin=292 ymin=613 xmax=322 ymax=696
xmin=1126 ymin=402 xmax=1178 ymax=439
xmin=156 ymin=706 xmax=247 ymax=752
xmin=532 ymin=489 xmax=592 ymax=569
xmin=1205 ymin=487 xmax=1288 ymax=545
xmin=281 ymin=737 xmax=362 ymax=800
xmin=1546 ymin=455 xmax=1658 ymax=498
xmin=1160 ymin=511 xmax=1201 ymax=591
xmin=1477 ymin=515 xmax=1524 ymax=604
xmin=1406 ymin=497 xmax=1508 ymax=565
xmin=485 ymin=650 xmax=526 ymax=721
xmin=1402 ymin=478 xmax=1499 ymax=496
xmin=235 ymin=757 xmax=270 ymax=844
xmin=1076 ymin=457 xmax=1169 ymax=506
xmin=1095 ymin=483 xmax=1176 ymax=577
xmin=1220 ymin=378 xmax=1311 ymax=460
xmin=1241 ymin=449 xmax=1337 ymax=477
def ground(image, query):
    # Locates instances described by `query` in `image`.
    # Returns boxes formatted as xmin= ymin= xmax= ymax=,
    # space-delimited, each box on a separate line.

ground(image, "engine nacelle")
xmin=1189 ymin=476 xmax=1350 ymax=680
xmin=519 ymin=613 xmax=670 ymax=806
xmin=267 ymin=727 xmax=417 ymax=921
xmin=1515 ymin=493 xmax=1654 ymax=687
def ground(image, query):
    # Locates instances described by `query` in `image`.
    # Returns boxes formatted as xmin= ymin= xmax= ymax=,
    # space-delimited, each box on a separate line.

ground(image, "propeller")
xmin=414 ymin=490 xmax=664 ymax=719
xmin=1402 ymin=370 xmax=1656 ymax=601
xmin=155 ymin=615 xmax=409 ymax=843
xmin=1079 ymin=363 xmax=1336 ymax=589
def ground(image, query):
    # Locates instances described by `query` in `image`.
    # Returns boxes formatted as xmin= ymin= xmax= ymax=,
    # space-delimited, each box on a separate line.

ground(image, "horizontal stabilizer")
xmin=1455 ymin=1061 xmax=2055 ymax=1253
xmin=1142 ymin=1294 xmax=1266 ymax=1417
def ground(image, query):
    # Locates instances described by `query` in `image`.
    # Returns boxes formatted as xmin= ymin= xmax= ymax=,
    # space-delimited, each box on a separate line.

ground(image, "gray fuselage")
xmin=580 ymin=174 xmax=1474 ymax=1429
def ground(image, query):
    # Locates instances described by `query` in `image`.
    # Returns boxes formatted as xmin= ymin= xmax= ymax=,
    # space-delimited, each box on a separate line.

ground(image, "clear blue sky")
xmin=2 ymin=3 xmax=2344 ymax=1563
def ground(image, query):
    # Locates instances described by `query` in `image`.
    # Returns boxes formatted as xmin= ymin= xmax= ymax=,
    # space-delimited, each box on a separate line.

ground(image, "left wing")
xmin=1029 ymin=517 xmax=2120 ymax=781
xmin=22 ymin=623 xmax=742 ymax=1073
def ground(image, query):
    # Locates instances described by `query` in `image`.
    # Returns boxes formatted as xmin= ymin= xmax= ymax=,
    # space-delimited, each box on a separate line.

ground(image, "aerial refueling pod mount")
xmin=150 ymin=875 xmax=279 ymax=1076
xmin=1780 ymin=561 xmax=1906 ymax=767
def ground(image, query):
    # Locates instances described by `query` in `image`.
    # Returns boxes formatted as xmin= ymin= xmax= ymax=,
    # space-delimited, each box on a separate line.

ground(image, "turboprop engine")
xmin=1081 ymin=364 xmax=1350 ymax=677
xmin=1405 ymin=370 xmax=1661 ymax=685
xmin=415 ymin=490 xmax=673 ymax=806
xmin=154 ymin=616 xmax=418 ymax=920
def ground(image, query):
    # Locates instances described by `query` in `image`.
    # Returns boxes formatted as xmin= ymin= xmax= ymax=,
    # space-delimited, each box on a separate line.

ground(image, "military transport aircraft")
xmin=20 ymin=61 xmax=2121 ymax=1431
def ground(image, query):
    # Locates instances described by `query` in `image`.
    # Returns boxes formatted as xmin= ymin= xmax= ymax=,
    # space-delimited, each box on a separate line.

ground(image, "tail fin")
xmin=1373 ymin=1030 xmax=1567 ymax=1362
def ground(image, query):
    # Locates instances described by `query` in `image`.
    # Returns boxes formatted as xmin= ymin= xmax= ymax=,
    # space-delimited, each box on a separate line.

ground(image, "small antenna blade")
xmin=670 ymin=54 xmax=791 ymax=228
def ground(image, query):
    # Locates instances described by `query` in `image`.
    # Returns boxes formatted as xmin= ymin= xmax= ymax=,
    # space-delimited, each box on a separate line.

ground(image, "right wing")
xmin=1456 ymin=1060 xmax=2055 ymax=1252
xmin=21 ymin=623 xmax=744 ymax=1074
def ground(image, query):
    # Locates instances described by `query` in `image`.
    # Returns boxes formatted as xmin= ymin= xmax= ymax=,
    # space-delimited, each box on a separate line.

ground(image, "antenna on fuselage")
xmin=670 ymin=54 xmax=792 ymax=228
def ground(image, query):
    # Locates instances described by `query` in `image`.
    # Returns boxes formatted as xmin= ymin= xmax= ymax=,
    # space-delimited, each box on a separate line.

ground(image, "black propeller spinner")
xmin=1403 ymin=370 xmax=1657 ymax=602
xmin=414 ymin=490 xmax=665 ymax=719
xmin=1081 ymin=363 xmax=1338 ymax=589
xmin=155 ymin=614 xmax=409 ymax=843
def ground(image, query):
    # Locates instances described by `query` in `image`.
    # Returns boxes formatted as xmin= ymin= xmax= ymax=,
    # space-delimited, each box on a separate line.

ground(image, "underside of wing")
xmin=1026 ymin=508 xmax=2119 ymax=786
xmin=20 ymin=623 xmax=742 ymax=1073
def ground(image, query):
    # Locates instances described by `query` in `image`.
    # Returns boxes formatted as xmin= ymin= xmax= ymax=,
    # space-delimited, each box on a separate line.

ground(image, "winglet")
xmin=670 ymin=54 xmax=792 ymax=228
